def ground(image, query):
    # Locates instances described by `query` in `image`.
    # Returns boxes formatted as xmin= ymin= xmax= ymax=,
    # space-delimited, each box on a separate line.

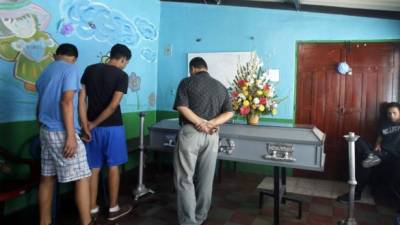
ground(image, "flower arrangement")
xmin=231 ymin=53 xmax=278 ymax=124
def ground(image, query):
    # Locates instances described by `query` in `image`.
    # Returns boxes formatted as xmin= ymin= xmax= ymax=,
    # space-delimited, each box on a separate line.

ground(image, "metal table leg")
xmin=274 ymin=166 xmax=281 ymax=225
xmin=258 ymin=167 xmax=302 ymax=225
xmin=218 ymin=160 xmax=223 ymax=183
xmin=281 ymin=167 xmax=286 ymax=204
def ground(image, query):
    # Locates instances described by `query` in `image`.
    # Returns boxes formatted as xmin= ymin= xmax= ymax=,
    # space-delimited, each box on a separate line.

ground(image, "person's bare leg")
xmin=75 ymin=177 xmax=91 ymax=225
xmin=39 ymin=176 xmax=56 ymax=225
xmin=89 ymin=168 xmax=100 ymax=210
xmin=108 ymin=166 xmax=120 ymax=208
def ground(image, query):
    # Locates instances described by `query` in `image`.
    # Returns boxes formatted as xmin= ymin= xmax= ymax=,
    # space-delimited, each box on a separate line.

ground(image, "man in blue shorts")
xmin=36 ymin=43 xmax=92 ymax=225
xmin=79 ymin=44 xmax=132 ymax=221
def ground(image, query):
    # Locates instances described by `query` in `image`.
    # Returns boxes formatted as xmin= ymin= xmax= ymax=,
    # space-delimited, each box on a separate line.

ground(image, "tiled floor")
xmin=4 ymin=164 xmax=400 ymax=225
xmin=257 ymin=176 xmax=375 ymax=205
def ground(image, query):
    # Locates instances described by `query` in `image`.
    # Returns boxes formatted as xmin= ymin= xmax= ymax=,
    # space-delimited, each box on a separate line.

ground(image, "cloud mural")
xmin=59 ymin=0 xmax=140 ymax=47
xmin=140 ymin=48 xmax=156 ymax=63
xmin=134 ymin=17 xmax=158 ymax=41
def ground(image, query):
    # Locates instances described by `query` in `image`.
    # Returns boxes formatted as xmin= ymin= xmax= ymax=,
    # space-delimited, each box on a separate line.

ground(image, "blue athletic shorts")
xmin=85 ymin=126 xmax=128 ymax=168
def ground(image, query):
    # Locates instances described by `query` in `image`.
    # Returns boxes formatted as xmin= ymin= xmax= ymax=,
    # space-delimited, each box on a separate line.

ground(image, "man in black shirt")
xmin=79 ymin=44 xmax=132 ymax=221
xmin=337 ymin=102 xmax=400 ymax=203
xmin=173 ymin=57 xmax=233 ymax=225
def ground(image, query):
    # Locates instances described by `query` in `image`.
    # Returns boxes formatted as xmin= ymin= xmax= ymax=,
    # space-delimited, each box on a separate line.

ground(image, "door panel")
xmin=348 ymin=43 xmax=394 ymax=68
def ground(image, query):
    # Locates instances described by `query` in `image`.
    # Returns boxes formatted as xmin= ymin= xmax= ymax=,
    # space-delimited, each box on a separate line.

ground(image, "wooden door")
xmin=295 ymin=42 xmax=399 ymax=180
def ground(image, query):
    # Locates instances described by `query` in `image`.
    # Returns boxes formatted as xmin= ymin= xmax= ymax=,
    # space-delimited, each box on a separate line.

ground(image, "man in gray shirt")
xmin=173 ymin=57 xmax=233 ymax=225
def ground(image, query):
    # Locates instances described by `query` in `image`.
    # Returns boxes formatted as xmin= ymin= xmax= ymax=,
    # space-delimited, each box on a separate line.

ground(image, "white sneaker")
xmin=362 ymin=153 xmax=381 ymax=168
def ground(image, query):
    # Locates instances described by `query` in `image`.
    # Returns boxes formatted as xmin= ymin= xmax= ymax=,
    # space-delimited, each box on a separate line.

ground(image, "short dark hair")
xmin=189 ymin=57 xmax=208 ymax=69
xmin=110 ymin=44 xmax=132 ymax=60
xmin=56 ymin=43 xmax=78 ymax=58
xmin=386 ymin=102 xmax=400 ymax=111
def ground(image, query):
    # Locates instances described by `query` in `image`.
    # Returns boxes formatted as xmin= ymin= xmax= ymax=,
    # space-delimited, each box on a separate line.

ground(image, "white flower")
xmin=253 ymin=97 xmax=260 ymax=104
xmin=267 ymin=91 xmax=274 ymax=98
xmin=239 ymin=93 xmax=246 ymax=99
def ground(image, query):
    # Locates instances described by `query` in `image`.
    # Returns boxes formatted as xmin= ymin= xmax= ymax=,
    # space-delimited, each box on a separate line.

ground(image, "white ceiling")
xmin=246 ymin=0 xmax=400 ymax=12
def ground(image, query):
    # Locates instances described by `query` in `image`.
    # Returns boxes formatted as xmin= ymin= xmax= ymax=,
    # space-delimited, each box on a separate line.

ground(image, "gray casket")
xmin=149 ymin=118 xmax=326 ymax=172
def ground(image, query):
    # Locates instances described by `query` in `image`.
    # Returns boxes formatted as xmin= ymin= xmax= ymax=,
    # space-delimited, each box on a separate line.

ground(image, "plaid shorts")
xmin=40 ymin=128 xmax=91 ymax=183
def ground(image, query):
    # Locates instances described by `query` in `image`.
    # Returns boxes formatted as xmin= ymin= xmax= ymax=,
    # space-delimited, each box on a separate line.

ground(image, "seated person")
xmin=337 ymin=102 xmax=400 ymax=203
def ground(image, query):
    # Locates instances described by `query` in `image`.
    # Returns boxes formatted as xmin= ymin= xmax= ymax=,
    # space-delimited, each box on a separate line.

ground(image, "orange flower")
xmin=263 ymin=84 xmax=270 ymax=92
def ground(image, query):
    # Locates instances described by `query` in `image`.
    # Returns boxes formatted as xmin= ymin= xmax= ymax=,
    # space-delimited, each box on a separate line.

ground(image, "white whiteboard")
xmin=188 ymin=52 xmax=252 ymax=88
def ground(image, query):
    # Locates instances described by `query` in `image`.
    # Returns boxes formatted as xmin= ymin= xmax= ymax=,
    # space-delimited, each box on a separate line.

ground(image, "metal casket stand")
xmin=132 ymin=112 xmax=155 ymax=201
xmin=338 ymin=132 xmax=359 ymax=225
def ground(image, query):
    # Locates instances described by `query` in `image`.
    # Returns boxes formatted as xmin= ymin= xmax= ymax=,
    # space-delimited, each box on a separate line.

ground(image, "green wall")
xmin=122 ymin=111 xmax=157 ymax=171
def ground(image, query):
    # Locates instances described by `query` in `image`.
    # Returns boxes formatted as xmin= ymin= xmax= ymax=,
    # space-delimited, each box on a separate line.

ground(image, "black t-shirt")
xmin=81 ymin=63 xmax=128 ymax=127
xmin=379 ymin=121 xmax=400 ymax=156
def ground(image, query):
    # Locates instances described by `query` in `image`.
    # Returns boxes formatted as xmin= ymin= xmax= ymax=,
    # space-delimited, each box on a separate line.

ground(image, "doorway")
xmin=294 ymin=42 xmax=400 ymax=180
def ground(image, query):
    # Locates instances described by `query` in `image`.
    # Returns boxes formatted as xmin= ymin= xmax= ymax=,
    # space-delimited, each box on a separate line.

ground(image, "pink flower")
xmin=260 ymin=97 xmax=267 ymax=105
xmin=231 ymin=91 xmax=238 ymax=98
xmin=240 ymin=106 xmax=250 ymax=115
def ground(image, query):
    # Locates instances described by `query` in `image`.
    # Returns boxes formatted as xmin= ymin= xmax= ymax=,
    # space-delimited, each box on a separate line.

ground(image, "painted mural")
xmin=140 ymin=48 xmax=157 ymax=63
xmin=135 ymin=17 xmax=158 ymax=41
xmin=0 ymin=0 xmax=57 ymax=92
xmin=0 ymin=0 xmax=160 ymax=123
xmin=58 ymin=0 xmax=141 ymax=47
xmin=58 ymin=0 xmax=158 ymax=64
xmin=128 ymin=72 xmax=141 ymax=110
xmin=148 ymin=92 xmax=156 ymax=108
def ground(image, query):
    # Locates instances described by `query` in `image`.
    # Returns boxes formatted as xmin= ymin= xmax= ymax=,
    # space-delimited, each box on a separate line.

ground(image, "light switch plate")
xmin=165 ymin=44 xmax=172 ymax=56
